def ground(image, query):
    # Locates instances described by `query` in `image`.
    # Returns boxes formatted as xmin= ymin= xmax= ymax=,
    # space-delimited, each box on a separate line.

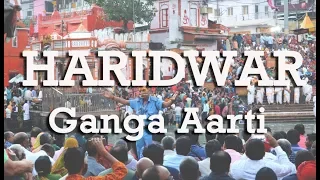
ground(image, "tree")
xmin=86 ymin=0 xmax=156 ymax=32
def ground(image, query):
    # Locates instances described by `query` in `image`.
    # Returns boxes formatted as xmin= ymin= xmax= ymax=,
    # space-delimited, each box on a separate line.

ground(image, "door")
xmin=190 ymin=8 xmax=197 ymax=26
xmin=255 ymin=5 xmax=259 ymax=19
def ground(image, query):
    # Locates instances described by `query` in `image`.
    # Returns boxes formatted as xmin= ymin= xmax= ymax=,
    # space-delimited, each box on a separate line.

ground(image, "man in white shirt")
xmin=198 ymin=139 xmax=222 ymax=178
xmin=174 ymin=104 xmax=183 ymax=126
xmin=161 ymin=136 xmax=176 ymax=157
xmin=22 ymin=100 xmax=31 ymax=131
xmin=313 ymin=95 xmax=316 ymax=118
xmin=24 ymin=88 xmax=32 ymax=101
xmin=230 ymin=134 xmax=296 ymax=180
xmin=163 ymin=136 xmax=192 ymax=171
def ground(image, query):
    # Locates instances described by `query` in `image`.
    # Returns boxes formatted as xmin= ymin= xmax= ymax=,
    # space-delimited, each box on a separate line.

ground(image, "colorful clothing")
xmin=51 ymin=137 xmax=79 ymax=176
xmin=65 ymin=162 xmax=127 ymax=180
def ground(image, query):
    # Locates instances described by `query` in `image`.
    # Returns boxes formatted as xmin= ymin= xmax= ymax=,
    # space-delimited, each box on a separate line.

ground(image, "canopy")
xmin=9 ymin=74 xmax=24 ymax=83
xmin=300 ymin=13 xmax=315 ymax=32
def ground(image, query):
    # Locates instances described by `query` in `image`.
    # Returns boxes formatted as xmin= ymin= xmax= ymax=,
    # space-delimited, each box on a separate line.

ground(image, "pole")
xmin=284 ymin=0 xmax=289 ymax=34
xmin=216 ymin=0 xmax=219 ymax=22
xmin=133 ymin=0 xmax=135 ymax=42
xmin=296 ymin=11 xmax=299 ymax=29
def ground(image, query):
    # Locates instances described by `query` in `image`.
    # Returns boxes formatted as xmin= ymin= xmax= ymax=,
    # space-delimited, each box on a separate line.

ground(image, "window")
xmin=242 ymin=5 xmax=248 ymax=15
xmin=27 ymin=11 xmax=32 ymax=17
xmin=275 ymin=0 xmax=281 ymax=6
xmin=161 ymin=8 xmax=168 ymax=27
xmin=228 ymin=7 xmax=233 ymax=16
xmin=214 ymin=9 xmax=220 ymax=16
xmin=190 ymin=8 xmax=197 ymax=26
xmin=12 ymin=36 xmax=17 ymax=48
xmin=265 ymin=6 xmax=269 ymax=15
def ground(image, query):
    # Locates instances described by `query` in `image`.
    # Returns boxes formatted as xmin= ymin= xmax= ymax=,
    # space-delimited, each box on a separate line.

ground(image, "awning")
xmin=9 ymin=74 xmax=24 ymax=83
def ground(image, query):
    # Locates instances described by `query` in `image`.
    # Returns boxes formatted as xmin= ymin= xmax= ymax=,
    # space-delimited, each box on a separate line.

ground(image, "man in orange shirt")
xmin=64 ymin=138 xmax=127 ymax=180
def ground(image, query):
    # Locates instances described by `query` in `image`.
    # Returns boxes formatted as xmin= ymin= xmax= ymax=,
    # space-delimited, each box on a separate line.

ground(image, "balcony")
xmin=209 ymin=12 xmax=277 ymax=28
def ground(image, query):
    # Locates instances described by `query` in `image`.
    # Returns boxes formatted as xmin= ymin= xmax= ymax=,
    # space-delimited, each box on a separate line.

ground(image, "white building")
xmin=208 ymin=0 xmax=282 ymax=34
xmin=150 ymin=0 xmax=229 ymax=79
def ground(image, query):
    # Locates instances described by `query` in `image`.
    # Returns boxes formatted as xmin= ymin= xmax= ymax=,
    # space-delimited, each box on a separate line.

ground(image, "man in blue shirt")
xmin=104 ymin=87 xmax=178 ymax=159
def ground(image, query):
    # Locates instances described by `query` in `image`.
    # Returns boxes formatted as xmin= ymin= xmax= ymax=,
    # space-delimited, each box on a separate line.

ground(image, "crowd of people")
xmin=4 ymin=123 xmax=316 ymax=180
xmin=3 ymin=29 xmax=316 ymax=180
xmin=220 ymin=32 xmax=316 ymax=106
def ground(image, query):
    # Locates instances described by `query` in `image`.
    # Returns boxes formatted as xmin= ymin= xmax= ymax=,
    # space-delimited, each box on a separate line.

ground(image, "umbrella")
xmin=300 ymin=13 xmax=315 ymax=32
xmin=9 ymin=74 xmax=24 ymax=83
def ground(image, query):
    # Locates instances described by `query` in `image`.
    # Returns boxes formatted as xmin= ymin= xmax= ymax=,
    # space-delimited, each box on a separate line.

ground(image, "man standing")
xmin=266 ymin=86 xmax=274 ymax=105
xmin=22 ymin=100 xmax=31 ymax=131
xmin=256 ymin=87 xmax=264 ymax=105
xmin=303 ymin=81 xmax=313 ymax=104
xmin=294 ymin=87 xmax=300 ymax=104
xmin=104 ymin=87 xmax=178 ymax=159
xmin=283 ymin=84 xmax=291 ymax=104
xmin=275 ymin=87 xmax=283 ymax=104
xmin=247 ymin=82 xmax=255 ymax=105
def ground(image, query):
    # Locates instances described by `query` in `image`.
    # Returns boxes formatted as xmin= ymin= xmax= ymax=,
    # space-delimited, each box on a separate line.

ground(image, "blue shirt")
xmin=129 ymin=96 xmax=163 ymax=125
xmin=291 ymin=144 xmax=307 ymax=154
xmin=4 ymin=141 xmax=12 ymax=149
xmin=188 ymin=145 xmax=206 ymax=160
xmin=282 ymin=174 xmax=298 ymax=180
xmin=163 ymin=154 xmax=189 ymax=171
xmin=84 ymin=156 xmax=106 ymax=177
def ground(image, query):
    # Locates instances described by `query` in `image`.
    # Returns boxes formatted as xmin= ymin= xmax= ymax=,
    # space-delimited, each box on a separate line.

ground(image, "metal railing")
xmin=211 ymin=11 xmax=277 ymax=23
xmin=41 ymin=88 xmax=116 ymax=113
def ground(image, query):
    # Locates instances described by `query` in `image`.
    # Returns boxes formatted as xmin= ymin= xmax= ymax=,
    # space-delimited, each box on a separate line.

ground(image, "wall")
xmin=33 ymin=0 xmax=47 ymax=33
xmin=21 ymin=1 xmax=33 ymax=19
xmin=208 ymin=0 xmax=276 ymax=30
xmin=4 ymin=29 xmax=29 ymax=87
xmin=180 ymin=0 xmax=208 ymax=28
xmin=169 ymin=0 xmax=183 ymax=42
xmin=93 ymin=28 xmax=149 ymax=43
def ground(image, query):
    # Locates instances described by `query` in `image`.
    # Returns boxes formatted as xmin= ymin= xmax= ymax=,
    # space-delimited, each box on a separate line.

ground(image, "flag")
xmin=267 ymin=0 xmax=278 ymax=10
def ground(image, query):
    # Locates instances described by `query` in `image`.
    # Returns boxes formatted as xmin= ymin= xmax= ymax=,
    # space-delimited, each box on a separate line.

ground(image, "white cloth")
xmin=23 ymin=103 xmax=30 ymax=120
xmin=10 ymin=144 xmax=55 ymax=176
xmin=283 ymin=86 xmax=291 ymax=103
xmin=4 ymin=90 xmax=7 ymax=101
xmin=247 ymin=85 xmax=255 ymax=105
xmin=5 ymin=108 xmax=11 ymax=118
xmin=230 ymin=146 xmax=296 ymax=180
xmin=256 ymin=88 xmax=264 ymax=104
xmin=313 ymin=96 xmax=316 ymax=117
xmin=198 ymin=158 xmax=211 ymax=178
xmin=275 ymin=87 xmax=283 ymax=104
xmin=266 ymin=87 xmax=274 ymax=104
xmin=164 ymin=149 xmax=176 ymax=157
xmin=24 ymin=90 xmax=32 ymax=101
xmin=303 ymin=84 xmax=312 ymax=103
xmin=294 ymin=87 xmax=300 ymax=104
xmin=38 ymin=90 xmax=43 ymax=100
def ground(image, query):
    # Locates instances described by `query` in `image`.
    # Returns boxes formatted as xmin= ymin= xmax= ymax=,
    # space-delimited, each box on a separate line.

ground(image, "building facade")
xmin=208 ymin=0 xmax=281 ymax=34
xmin=150 ymin=0 xmax=228 ymax=80
xmin=274 ymin=0 xmax=316 ymax=31
xmin=4 ymin=28 xmax=30 ymax=87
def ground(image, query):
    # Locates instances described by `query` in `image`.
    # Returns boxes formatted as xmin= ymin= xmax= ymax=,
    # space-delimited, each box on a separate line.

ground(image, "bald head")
xmin=136 ymin=157 xmax=154 ymax=178
xmin=142 ymin=165 xmax=170 ymax=180
xmin=13 ymin=132 xmax=29 ymax=148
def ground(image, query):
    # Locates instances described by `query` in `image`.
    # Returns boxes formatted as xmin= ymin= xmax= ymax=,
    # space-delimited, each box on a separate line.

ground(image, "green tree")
xmin=86 ymin=0 xmax=156 ymax=32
